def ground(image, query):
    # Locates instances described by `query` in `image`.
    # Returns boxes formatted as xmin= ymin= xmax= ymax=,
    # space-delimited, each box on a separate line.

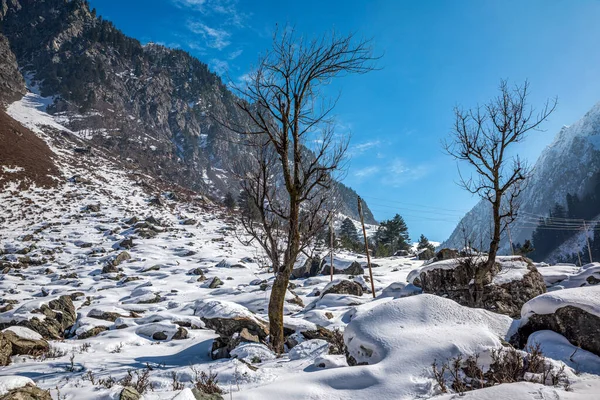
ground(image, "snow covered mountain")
xmin=442 ymin=101 xmax=600 ymax=254
xmin=0 ymin=0 xmax=374 ymax=223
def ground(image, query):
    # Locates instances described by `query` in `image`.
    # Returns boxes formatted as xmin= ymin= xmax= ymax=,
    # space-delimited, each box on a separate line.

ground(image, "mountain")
xmin=0 ymin=0 xmax=375 ymax=223
xmin=442 ymin=101 xmax=600 ymax=257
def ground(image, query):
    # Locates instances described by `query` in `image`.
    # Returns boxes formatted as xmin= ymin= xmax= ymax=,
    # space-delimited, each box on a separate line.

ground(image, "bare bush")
xmin=191 ymin=367 xmax=222 ymax=395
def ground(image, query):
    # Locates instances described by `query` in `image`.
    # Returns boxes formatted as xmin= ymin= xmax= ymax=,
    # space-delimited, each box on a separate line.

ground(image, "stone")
xmin=152 ymin=331 xmax=168 ymax=341
xmin=1 ymin=330 xmax=49 ymax=357
xmin=291 ymin=258 xmax=322 ymax=279
xmin=0 ymin=333 xmax=11 ymax=366
xmin=113 ymin=251 xmax=131 ymax=266
xmin=78 ymin=326 xmax=108 ymax=339
xmin=321 ymin=280 xmax=364 ymax=297
xmin=208 ymin=277 xmax=224 ymax=289
xmin=181 ymin=218 xmax=197 ymax=225
xmin=189 ymin=267 xmax=205 ymax=276
xmin=512 ymin=305 xmax=600 ymax=356
xmin=321 ymin=261 xmax=364 ymax=276
xmin=119 ymin=387 xmax=141 ymax=400
xmin=172 ymin=327 xmax=188 ymax=340
xmin=0 ymin=383 xmax=52 ymax=400
xmin=417 ymin=257 xmax=546 ymax=317
xmin=190 ymin=388 xmax=224 ymax=400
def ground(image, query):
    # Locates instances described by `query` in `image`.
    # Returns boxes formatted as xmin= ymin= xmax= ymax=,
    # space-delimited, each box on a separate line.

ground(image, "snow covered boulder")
xmin=342 ymin=294 xmax=512 ymax=397
xmin=379 ymin=282 xmax=421 ymax=299
xmin=409 ymin=256 xmax=546 ymax=317
xmin=1 ymin=327 xmax=49 ymax=359
xmin=512 ymin=285 xmax=600 ymax=356
xmin=0 ymin=295 xmax=76 ymax=339
xmin=320 ymin=255 xmax=365 ymax=276
xmin=321 ymin=279 xmax=364 ymax=297
xmin=194 ymin=299 xmax=269 ymax=359
xmin=291 ymin=257 xmax=321 ymax=279
xmin=0 ymin=377 xmax=51 ymax=399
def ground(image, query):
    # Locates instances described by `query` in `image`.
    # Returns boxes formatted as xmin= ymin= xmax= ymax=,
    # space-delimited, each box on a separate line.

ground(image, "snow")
xmin=521 ymin=286 xmax=600 ymax=323
xmin=0 ymin=376 xmax=35 ymax=396
xmin=1 ymin=93 xmax=599 ymax=399
xmin=528 ymin=330 xmax=600 ymax=375
xmin=2 ymin=326 xmax=44 ymax=341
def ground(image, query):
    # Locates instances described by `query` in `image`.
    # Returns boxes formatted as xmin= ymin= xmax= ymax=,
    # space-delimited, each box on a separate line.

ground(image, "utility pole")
xmin=577 ymin=251 xmax=582 ymax=268
xmin=358 ymin=196 xmax=376 ymax=298
xmin=330 ymin=213 xmax=334 ymax=282
xmin=583 ymin=220 xmax=593 ymax=264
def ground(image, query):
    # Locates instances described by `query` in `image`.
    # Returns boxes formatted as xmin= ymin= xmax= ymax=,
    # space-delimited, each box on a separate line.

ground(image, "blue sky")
xmin=88 ymin=0 xmax=600 ymax=242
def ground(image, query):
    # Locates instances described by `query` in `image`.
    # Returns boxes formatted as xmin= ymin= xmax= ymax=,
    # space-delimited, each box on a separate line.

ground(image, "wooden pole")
xmin=358 ymin=196 xmax=376 ymax=298
xmin=577 ymin=251 xmax=582 ymax=268
xmin=330 ymin=213 xmax=334 ymax=282
xmin=583 ymin=220 xmax=593 ymax=264
xmin=506 ymin=223 xmax=515 ymax=256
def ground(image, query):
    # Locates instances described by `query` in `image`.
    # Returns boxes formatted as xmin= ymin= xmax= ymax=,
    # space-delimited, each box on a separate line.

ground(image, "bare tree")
xmin=229 ymin=28 xmax=378 ymax=352
xmin=444 ymin=80 xmax=556 ymax=306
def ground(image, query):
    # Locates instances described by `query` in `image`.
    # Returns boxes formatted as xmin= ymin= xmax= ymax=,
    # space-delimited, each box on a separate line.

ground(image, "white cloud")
xmin=210 ymin=58 xmax=229 ymax=75
xmin=354 ymin=166 xmax=380 ymax=179
xmin=228 ymin=49 xmax=243 ymax=60
xmin=383 ymin=158 xmax=430 ymax=186
xmin=187 ymin=22 xmax=231 ymax=50
xmin=349 ymin=140 xmax=381 ymax=156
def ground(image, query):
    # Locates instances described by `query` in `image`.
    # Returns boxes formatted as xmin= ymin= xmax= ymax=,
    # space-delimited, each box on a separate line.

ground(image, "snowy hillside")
xmin=2 ymin=90 xmax=600 ymax=399
xmin=442 ymin=101 xmax=600 ymax=254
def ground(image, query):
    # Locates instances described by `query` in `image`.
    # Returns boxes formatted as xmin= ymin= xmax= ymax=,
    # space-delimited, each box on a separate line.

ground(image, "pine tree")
xmin=373 ymin=214 xmax=410 ymax=256
xmin=223 ymin=192 xmax=236 ymax=210
xmin=417 ymin=234 xmax=435 ymax=252
xmin=339 ymin=218 xmax=359 ymax=242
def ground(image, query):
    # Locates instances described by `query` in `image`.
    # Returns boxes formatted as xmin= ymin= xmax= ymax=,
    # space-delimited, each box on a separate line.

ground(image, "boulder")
xmin=0 ymin=333 xmax=11 ymax=366
xmin=0 ymin=383 xmax=52 ymax=400
xmin=208 ymin=277 xmax=224 ymax=289
xmin=112 ymin=251 xmax=131 ymax=266
xmin=195 ymin=299 xmax=269 ymax=359
xmin=321 ymin=261 xmax=364 ymax=276
xmin=0 ymin=296 xmax=76 ymax=340
xmin=119 ymin=387 xmax=141 ymax=400
xmin=190 ymin=389 xmax=224 ymax=400
xmin=435 ymin=248 xmax=459 ymax=260
xmin=413 ymin=256 xmax=545 ymax=317
xmin=1 ymin=329 xmax=48 ymax=357
xmin=78 ymin=326 xmax=108 ymax=339
xmin=511 ymin=286 xmax=600 ymax=356
xmin=321 ymin=280 xmax=364 ymax=297
xmin=291 ymin=258 xmax=322 ymax=279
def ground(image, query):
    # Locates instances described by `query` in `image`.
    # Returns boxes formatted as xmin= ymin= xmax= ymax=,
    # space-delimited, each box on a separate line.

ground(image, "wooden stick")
xmin=330 ymin=214 xmax=334 ymax=282
xmin=358 ymin=196 xmax=376 ymax=298
xmin=583 ymin=220 xmax=593 ymax=264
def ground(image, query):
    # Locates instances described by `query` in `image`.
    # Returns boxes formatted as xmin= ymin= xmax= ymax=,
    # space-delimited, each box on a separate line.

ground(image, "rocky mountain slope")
xmin=442 ymin=101 xmax=600 ymax=255
xmin=0 ymin=0 xmax=374 ymax=223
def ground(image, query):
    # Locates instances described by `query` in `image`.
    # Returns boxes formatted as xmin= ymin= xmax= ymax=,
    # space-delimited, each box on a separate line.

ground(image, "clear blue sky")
xmin=89 ymin=0 xmax=600 ymax=242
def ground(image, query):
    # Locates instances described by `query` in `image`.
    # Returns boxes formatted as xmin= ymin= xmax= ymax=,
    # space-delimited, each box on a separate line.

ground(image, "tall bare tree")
xmin=229 ymin=28 xmax=378 ymax=352
xmin=444 ymin=80 xmax=556 ymax=306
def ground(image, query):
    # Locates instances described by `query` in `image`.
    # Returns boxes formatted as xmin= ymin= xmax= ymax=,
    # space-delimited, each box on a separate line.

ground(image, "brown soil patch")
xmin=0 ymin=109 xmax=61 ymax=188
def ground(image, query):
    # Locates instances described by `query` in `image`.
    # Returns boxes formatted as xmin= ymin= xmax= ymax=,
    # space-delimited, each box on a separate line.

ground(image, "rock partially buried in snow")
xmin=230 ymin=342 xmax=276 ymax=363
xmin=1 ymin=327 xmax=49 ymax=358
xmin=409 ymin=256 xmax=546 ymax=317
xmin=288 ymin=339 xmax=329 ymax=360
xmin=320 ymin=279 xmax=364 ymax=297
xmin=512 ymin=285 xmax=600 ymax=356
xmin=0 ymin=295 xmax=76 ymax=340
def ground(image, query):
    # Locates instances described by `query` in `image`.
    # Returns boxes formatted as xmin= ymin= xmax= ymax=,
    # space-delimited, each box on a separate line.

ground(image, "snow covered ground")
xmin=1 ymin=93 xmax=600 ymax=399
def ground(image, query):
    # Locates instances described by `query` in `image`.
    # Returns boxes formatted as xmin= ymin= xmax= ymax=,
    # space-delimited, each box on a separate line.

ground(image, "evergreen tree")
xmin=417 ymin=234 xmax=435 ymax=252
xmin=339 ymin=218 xmax=359 ymax=242
xmin=373 ymin=214 xmax=410 ymax=256
xmin=223 ymin=192 xmax=236 ymax=211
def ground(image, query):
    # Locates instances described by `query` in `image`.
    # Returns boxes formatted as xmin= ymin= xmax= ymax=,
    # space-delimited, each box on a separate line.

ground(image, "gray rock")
xmin=78 ymin=326 xmax=109 ymax=339
xmin=0 ymin=332 xmax=11 ymax=366
xmin=190 ymin=388 xmax=224 ymax=400
xmin=0 ymin=383 xmax=52 ymax=400
xmin=172 ymin=327 xmax=188 ymax=340
xmin=152 ymin=331 xmax=168 ymax=341
xmin=1 ymin=330 xmax=49 ymax=357
xmin=119 ymin=387 xmax=141 ymax=400
xmin=321 ymin=280 xmax=364 ymax=297
xmin=208 ymin=277 xmax=224 ymax=289
xmin=321 ymin=261 xmax=364 ymax=276
xmin=512 ymin=305 xmax=600 ymax=356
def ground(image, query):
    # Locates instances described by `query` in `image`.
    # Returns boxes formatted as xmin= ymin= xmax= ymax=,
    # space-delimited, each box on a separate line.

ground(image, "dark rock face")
xmin=512 ymin=306 xmax=600 ymax=356
xmin=321 ymin=261 xmax=364 ymax=276
xmin=0 ymin=295 xmax=76 ymax=339
xmin=321 ymin=280 xmax=364 ymax=297
xmin=291 ymin=258 xmax=321 ymax=279
xmin=201 ymin=312 xmax=269 ymax=360
xmin=78 ymin=326 xmax=108 ymax=339
xmin=0 ymin=32 xmax=25 ymax=106
xmin=418 ymin=258 xmax=546 ymax=317
xmin=0 ymin=383 xmax=52 ymax=400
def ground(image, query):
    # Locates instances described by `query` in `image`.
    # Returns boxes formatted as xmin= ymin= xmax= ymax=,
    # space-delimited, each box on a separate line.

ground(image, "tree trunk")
xmin=473 ymin=200 xmax=501 ymax=307
xmin=268 ymin=270 xmax=289 ymax=353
